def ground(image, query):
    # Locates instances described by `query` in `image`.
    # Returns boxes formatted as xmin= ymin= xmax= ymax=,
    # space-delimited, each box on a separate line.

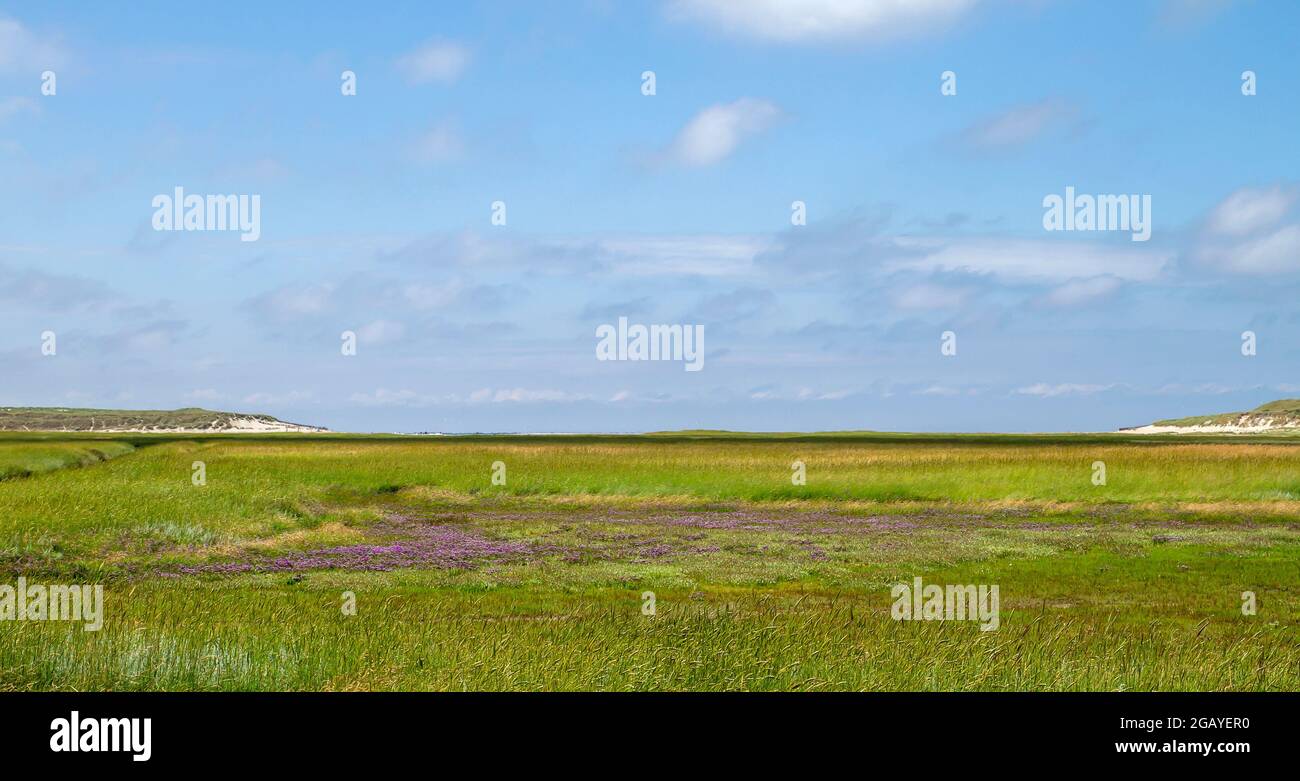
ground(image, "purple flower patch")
xmin=174 ymin=518 xmax=545 ymax=575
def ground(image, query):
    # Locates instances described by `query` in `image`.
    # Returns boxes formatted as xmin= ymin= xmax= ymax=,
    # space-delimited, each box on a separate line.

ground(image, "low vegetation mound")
xmin=0 ymin=407 xmax=327 ymax=433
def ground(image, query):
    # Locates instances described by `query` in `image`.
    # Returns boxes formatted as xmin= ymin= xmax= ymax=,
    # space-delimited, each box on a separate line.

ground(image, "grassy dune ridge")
xmin=0 ymin=432 xmax=1296 ymax=690
xmin=0 ymin=406 xmax=321 ymax=432
xmin=1154 ymin=398 xmax=1300 ymax=427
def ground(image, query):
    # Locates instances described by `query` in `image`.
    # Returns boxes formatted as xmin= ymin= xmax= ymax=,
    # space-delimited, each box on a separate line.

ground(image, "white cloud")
xmin=890 ymin=237 xmax=1169 ymax=282
xmin=357 ymin=319 xmax=406 ymax=344
xmin=604 ymin=390 xmax=681 ymax=403
xmin=1041 ymin=276 xmax=1121 ymax=307
xmin=396 ymin=39 xmax=470 ymax=84
xmin=440 ymin=233 xmax=768 ymax=276
xmin=247 ymin=283 xmax=336 ymax=320
xmin=350 ymin=389 xmax=434 ymax=407
xmin=383 ymin=231 xmax=770 ymax=277
xmin=185 ymin=388 xmax=223 ymax=402
xmin=350 ymin=387 xmax=593 ymax=407
xmin=122 ymin=322 xmax=181 ymax=352
xmin=666 ymin=0 xmax=976 ymax=43
xmin=401 ymin=280 xmax=463 ymax=309
xmin=961 ymin=98 xmax=1077 ymax=150
xmin=1014 ymin=383 xmax=1114 ymax=398
xmin=893 ymin=283 xmax=968 ymax=310
xmin=1194 ymin=186 xmax=1300 ymax=274
xmin=0 ymin=17 xmax=66 ymax=73
xmin=471 ymin=388 xmax=591 ymax=403
xmin=0 ymin=96 xmax=37 ymax=124
xmin=750 ymin=386 xmax=852 ymax=401
xmin=243 ymin=390 xmax=316 ymax=406
xmin=0 ymin=261 xmax=117 ymax=311
xmin=1157 ymin=0 xmax=1234 ymax=29
xmin=411 ymin=120 xmax=465 ymax=164
xmin=1189 ymin=382 xmax=1242 ymax=395
xmin=1198 ymin=223 xmax=1300 ymax=274
xmin=664 ymin=98 xmax=781 ymax=167
xmin=804 ymin=388 xmax=852 ymax=400
xmin=589 ymin=234 xmax=771 ymax=275
xmin=1204 ymin=185 xmax=1295 ymax=237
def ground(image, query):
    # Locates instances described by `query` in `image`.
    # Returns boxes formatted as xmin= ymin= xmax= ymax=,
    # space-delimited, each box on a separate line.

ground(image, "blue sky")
xmin=2 ymin=0 xmax=1298 ymax=432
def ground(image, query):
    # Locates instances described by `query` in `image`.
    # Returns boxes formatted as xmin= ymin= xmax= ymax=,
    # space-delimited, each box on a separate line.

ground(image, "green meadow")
xmin=0 ymin=432 xmax=1296 ymax=691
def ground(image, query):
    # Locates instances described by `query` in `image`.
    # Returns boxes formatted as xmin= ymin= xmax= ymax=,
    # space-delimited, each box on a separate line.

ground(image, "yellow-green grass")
xmin=2 ymin=552 xmax=1294 ymax=691
xmin=0 ymin=440 xmax=134 ymax=480
xmin=0 ymin=433 xmax=1296 ymax=690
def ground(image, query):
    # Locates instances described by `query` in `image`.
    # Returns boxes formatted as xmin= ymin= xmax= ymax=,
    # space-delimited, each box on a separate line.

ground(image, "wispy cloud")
xmin=0 ymin=96 xmax=37 ymax=124
xmin=687 ymin=287 xmax=775 ymax=323
xmin=889 ymin=236 xmax=1169 ymax=283
xmin=0 ymin=17 xmax=66 ymax=73
xmin=1014 ymin=383 xmax=1116 ymax=398
xmin=383 ymin=231 xmax=770 ymax=277
xmin=357 ymin=319 xmax=406 ymax=345
xmin=1195 ymin=185 xmax=1300 ymax=274
xmin=1156 ymin=0 xmax=1236 ymax=30
xmin=0 ymin=262 xmax=119 ymax=312
xmin=661 ymin=98 xmax=782 ymax=167
xmin=1198 ymin=224 xmax=1300 ymax=274
xmin=87 ymin=319 xmax=191 ymax=355
xmin=666 ymin=0 xmax=977 ymax=43
xmin=243 ymin=390 xmax=317 ymax=406
xmin=410 ymin=119 xmax=465 ymax=164
xmin=959 ymin=98 xmax=1079 ymax=151
xmin=242 ymin=283 xmax=336 ymax=322
xmin=350 ymin=387 xmax=594 ymax=406
xmin=1204 ymin=185 xmax=1295 ymax=237
xmin=1040 ymin=276 xmax=1122 ymax=307
xmin=893 ymin=283 xmax=969 ymax=310
xmin=396 ymin=38 xmax=470 ymax=84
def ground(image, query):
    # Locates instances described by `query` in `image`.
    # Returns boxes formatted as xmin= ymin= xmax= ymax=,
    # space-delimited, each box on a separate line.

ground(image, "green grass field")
xmin=0 ymin=432 xmax=1296 ymax=691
